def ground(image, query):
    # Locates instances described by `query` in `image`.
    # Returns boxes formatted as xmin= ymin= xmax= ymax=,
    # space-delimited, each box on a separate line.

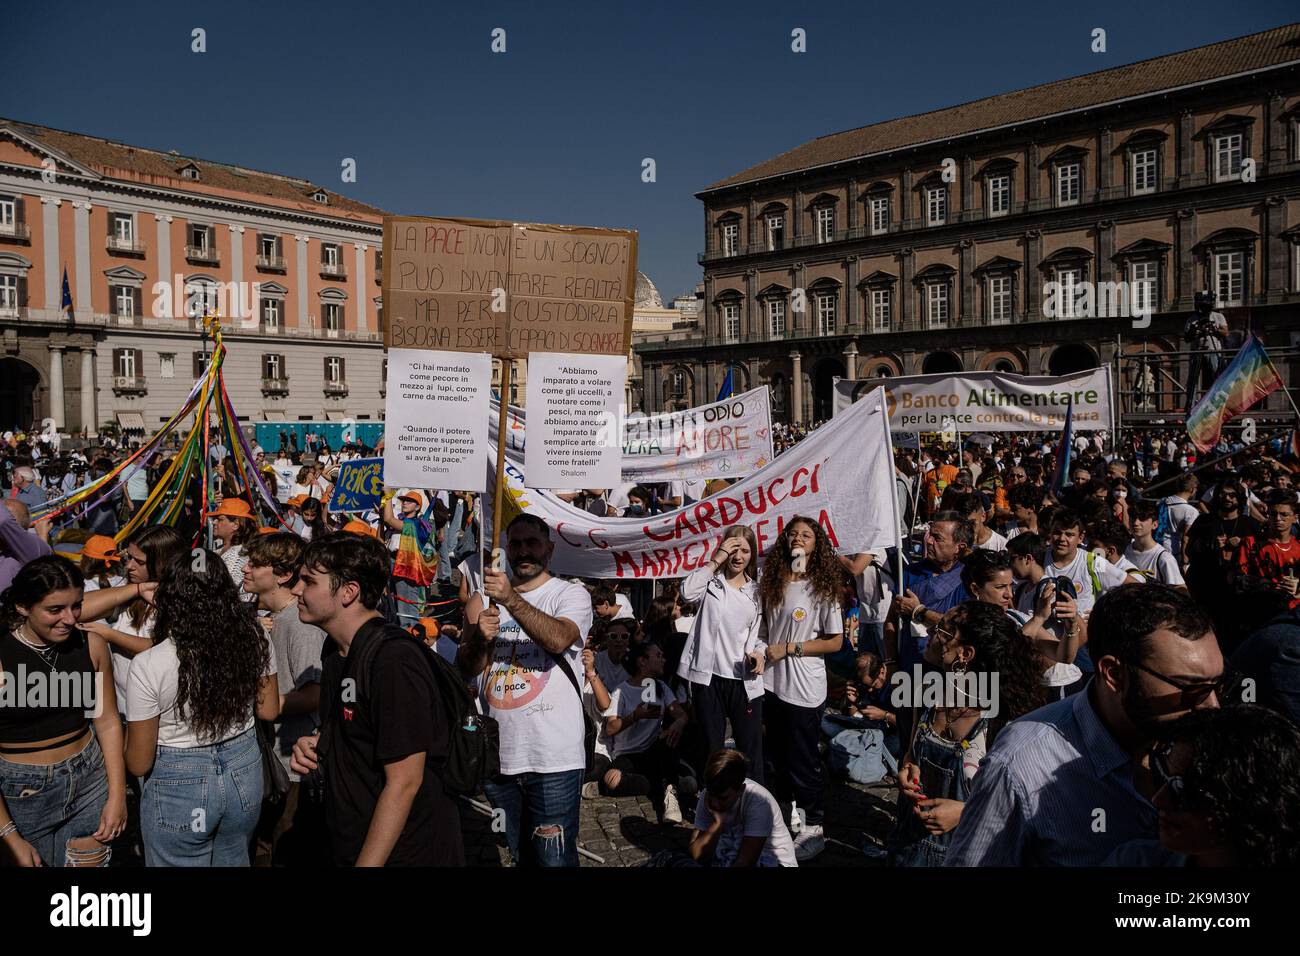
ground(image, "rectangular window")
xmin=112 ymin=213 xmax=133 ymax=242
xmin=766 ymin=214 xmax=784 ymax=251
xmin=1131 ymin=148 xmax=1158 ymax=194
xmin=0 ymin=274 xmax=16 ymax=312
xmin=926 ymin=186 xmax=947 ymax=226
xmin=260 ymin=235 xmax=278 ymax=258
xmin=0 ymin=196 xmax=14 ymax=228
xmin=159 ymin=354 xmax=175 ymax=379
xmin=114 ymin=286 xmax=134 ymax=317
xmin=262 ymin=298 xmax=280 ymax=330
xmin=264 ymin=354 xmax=282 ymax=379
xmin=324 ymin=303 xmax=341 ymax=331
xmin=326 ymin=356 xmax=342 ymax=382
xmin=1214 ymin=133 xmax=1243 ymax=182
xmin=926 ymin=283 xmax=949 ymax=328
xmin=871 ymin=289 xmax=891 ymax=332
xmin=1130 ymin=260 xmax=1158 ymax=314
xmin=190 ymin=225 xmax=209 ymax=252
xmin=1055 ymin=268 xmax=1082 ymax=318
xmin=324 ymin=244 xmax=340 ymax=268
xmin=1056 ymin=162 xmax=1081 ymax=206
xmin=988 ymin=276 xmax=1012 ymax=323
xmin=1214 ymin=251 xmax=1244 ymax=306
xmin=721 ymin=222 xmax=738 ymax=256
xmin=815 ymin=206 xmax=835 ymax=243
xmin=671 ymin=370 xmax=685 ymax=395
xmin=870 ymin=196 xmax=889 ymax=235
xmin=987 ymin=175 xmax=1010 ymax=216
xmin=816 ymin=293 xmax=836 ymax=335
xmin=767 ymin=298 xmax=786 ymax=338
xmin=117 ymin=350 xmax=136 ymax=378
xmin=723 ymin=303 xmax=740 ymax=343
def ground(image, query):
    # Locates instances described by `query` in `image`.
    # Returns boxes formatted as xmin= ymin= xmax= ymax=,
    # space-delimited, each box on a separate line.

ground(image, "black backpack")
xmin=347 ymin=621 xmax=500 ymax=796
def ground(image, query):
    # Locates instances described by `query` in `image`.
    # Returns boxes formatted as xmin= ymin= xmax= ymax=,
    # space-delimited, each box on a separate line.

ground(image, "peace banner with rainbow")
xmin=1186 ymin=334 xmax=1284 ymax=452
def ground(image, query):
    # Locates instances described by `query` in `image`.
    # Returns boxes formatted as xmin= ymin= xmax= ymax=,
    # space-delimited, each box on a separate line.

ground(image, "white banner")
xmin=524 ymin=352 xmax=626 ymax=488
xmin=383 ymin=348 xmax=492 ymax=492
xmin=489 ymin=385 xmax=775 ymax=483
xmin=833 ymin=367 xmax=1114 ymax=432
xmin=487 ymin=387 xmax=899 ymax=579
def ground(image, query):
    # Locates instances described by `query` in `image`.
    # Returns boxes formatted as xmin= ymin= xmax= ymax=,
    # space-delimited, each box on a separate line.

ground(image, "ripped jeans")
xmin=0 ymin=733 xmax=110 ymax=867
xmin=481 ymin=769 xmax=583 ymax=867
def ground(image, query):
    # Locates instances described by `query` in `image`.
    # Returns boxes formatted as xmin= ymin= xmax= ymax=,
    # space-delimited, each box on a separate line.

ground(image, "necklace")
xmin=13 ymin=625 xmax=57 ymax=672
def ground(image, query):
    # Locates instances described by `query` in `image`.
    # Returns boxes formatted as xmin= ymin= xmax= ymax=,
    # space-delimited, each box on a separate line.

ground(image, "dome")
xmin=635 ymin=271 xmax=663 ymax=309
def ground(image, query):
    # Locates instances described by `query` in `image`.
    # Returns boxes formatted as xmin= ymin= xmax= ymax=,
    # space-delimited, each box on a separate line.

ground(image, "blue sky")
xmin=6 ymin=0 xmax=1296 ymax=301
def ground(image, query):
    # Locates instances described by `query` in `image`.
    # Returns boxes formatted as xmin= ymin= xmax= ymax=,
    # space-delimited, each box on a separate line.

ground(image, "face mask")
xmin=628 ymin=505 xmax=646 ymax=515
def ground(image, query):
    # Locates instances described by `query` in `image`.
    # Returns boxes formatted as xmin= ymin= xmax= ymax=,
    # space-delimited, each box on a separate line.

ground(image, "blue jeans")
xmin=0 ymin=733 xmax=109 ymax=867
xmin=140 ymin=727 xmax=262 ymax=867
xmin=481 ymin=769 xmax=583 ymax=867
xmin=394 ymin=578 xmax=426 ymax=628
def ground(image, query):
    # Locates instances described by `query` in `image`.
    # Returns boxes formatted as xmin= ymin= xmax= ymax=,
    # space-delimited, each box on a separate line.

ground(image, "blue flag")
xmin=61 ymin=267 xmax=75 ymax=325
xmin=1050 ymin=399 xmax=1074 ymax=497
xmin=716 ymin=367 xmax=734 ymax=401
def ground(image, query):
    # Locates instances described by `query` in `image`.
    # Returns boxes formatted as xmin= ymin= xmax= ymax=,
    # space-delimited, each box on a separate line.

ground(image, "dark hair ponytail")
xmin=949 ymin=601 xmax=1047 ymax=738
xmin=1 ymin=556 xmax=84 ymax=631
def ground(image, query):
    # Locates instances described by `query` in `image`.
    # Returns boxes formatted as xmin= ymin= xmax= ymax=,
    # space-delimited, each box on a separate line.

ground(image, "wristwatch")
xmin=912 ymin=603 xmax=928 ymax=623
xmin=794 ymin=642 xmax=804 ymax=659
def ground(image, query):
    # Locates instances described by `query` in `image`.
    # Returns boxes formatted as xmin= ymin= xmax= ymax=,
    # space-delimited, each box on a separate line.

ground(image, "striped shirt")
xmin=945 ymin=685 xmax=1157 ymax=866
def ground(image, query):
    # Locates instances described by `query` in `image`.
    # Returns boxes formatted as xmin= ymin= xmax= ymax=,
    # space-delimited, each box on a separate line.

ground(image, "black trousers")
xmin=764 ymin=693 xmax=824 ymax=826
xmin=607 ymin=741 xmax=680 ymax=812
xmin=691 ymin=674 xmax=764 ymax=784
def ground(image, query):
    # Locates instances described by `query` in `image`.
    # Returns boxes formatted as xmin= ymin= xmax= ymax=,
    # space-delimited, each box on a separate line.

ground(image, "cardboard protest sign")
xmin=382 ymin=215 xmax=637 ymax=360
xmin=524 ymin=352 xmax=626 ymax=488
xmin=834 ymin=367 xmax=1114 ymax=432
xmin=383 ymin=348 xmax=493 ymax=491
xmin=326 ymin=457 xmax=384 ymax=513
xmin=487 ymin=386 xmax=775 ymax=482
xmin=484 ymin=387 xmax=899 ymax=578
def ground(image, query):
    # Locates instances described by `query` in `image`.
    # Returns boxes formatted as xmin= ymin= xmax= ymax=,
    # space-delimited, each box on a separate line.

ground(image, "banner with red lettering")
xmin=489 ymin=385 xmax=773 ymax=482
xmin=486 ymin=387 xmax=899 ymax=578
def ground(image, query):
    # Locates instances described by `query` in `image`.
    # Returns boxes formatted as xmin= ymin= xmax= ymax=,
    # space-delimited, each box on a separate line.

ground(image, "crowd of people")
xmin=1 ymin=417 xmax=1300 ymax=869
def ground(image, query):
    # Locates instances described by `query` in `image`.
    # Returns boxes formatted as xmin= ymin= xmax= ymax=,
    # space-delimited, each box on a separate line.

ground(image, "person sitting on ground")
xmin=601 ymin=641 xmax=691 ymax=824
xmin=684 ymin=749 xmax=797 ymax=867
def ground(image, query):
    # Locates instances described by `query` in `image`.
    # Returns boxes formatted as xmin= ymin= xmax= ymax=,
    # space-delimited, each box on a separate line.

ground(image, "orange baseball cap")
xmin=398 ymin=489 xmax=425 ymax=510
xmin=83 ymin=536 xmax=121 ymax=563
xmin=342 ymin=519 xmax=378 ymax=537
xmin=206 ymin=498 xmax=255 ymax=520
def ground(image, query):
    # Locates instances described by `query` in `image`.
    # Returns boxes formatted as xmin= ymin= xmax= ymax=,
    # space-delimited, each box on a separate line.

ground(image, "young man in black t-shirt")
xmin=289 ymin=533 xmax=463 ymax=866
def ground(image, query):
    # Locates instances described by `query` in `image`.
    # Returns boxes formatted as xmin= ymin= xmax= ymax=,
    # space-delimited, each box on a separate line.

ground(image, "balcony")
xmin=106 ymin=235 xmax=146 ymax=255
xmin=113 ymin=312 xmax=141 ymax=327
xmin=324 ymin=327 xmax=340 ymax=339
xmin=185 ymin=244 xmax=220 ymax=265
xmin=0 ymin=222 xmax=30 ymax=243
xmin=261 ymin=377 xmax=290 ymax=395
xmin=324 ymin=380 xmax=348 ymax=396
xmin=320 ymin=261 xmax=347 ymax=279
xmin=112 ymin=375 xmax=147 ymax=395
xmin=255 ymin=254 xmax=286 ymax=272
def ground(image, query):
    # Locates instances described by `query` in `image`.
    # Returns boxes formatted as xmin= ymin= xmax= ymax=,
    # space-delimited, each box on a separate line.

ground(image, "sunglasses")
xmin=930 ymin=623 xmax=958 ymax=646
xmin=1126 ymin=660 xmax=1235 ymax=708
xmin=1149 ymin=744 xmax=1189 ymax=809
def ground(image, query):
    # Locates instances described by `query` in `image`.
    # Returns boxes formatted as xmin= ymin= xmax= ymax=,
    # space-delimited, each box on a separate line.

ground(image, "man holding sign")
xmin=458 ymin=513 xmax=593 ymax=867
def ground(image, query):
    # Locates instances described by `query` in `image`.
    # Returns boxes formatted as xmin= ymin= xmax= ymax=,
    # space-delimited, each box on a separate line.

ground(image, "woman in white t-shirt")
xmin=677 ymin=525 xmax=764 ymax=774
xmin=79 ymin=526 xmax=188 ymax=715
xmin=756 ymin=516 xmax=844 ymax=863
xmin=125 ymin=550 xmax=279 ymax=867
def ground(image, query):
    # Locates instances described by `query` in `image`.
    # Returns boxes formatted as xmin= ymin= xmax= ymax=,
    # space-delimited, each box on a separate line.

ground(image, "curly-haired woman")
xmin=755 ymin=516 xmax=844 ymax=862
xmin=125 ymin=549 xmax=280 ymax=866
xmin=890 ymin=601 xmax=1047 ymax=866
xmin=0 ymin=556 xmax=127 ymax=866
xmin=1105 ymin=704 xmax=1300 ymax=866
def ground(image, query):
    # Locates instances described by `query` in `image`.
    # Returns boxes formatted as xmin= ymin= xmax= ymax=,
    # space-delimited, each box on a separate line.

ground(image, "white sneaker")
xmin=581 ymin=781 xmax=600 ymax=800
xmin=662 ymin=785 xmax=683 ymax=825
xmin=794 ymin=824 xmax=825 ymax=862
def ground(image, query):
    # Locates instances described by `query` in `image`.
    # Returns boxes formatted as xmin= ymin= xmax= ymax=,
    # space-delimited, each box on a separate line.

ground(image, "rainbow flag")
xmin=1186 ymin=334 xmax=1283 ymax=452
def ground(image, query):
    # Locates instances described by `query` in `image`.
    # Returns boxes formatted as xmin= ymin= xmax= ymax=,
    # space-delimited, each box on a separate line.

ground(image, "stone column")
xmin=790 ymin=351 xmax=803 ymax=424
xmin=41 ymin=197 xmax=61 ymax=314
xmin=228 ymin=224 xmax=245 ymax=324
xmin=843 ymin=342 xmax=858 ymax=379
xmin=1025 ymin=144 xmax=1039 ymax=206
xmin=48 ymin=345 xmax=65 ymax=428
xmin=1264 ymin=196 xmax=1288 ymax=301
xmin=744 ymin=270 xmax=757 ymax=340
xmin=1175 ymin=208 xmax=1197 ymax=309
xmin=80 ymin=346 xmax=96 ymax=436
xmin=791 ymin=261 xmax=805 ymax=334
xmin=155 ymin=214 xmax=173 ymax=318
xmin=1024 ymin=231 xmax=1043 ymax=321
xmin=295 ymin=235 xmax=310 ymax=328
xmin=1097 ymin=220 xmax=1115 ymax=284
xmin=845 ymin=255 xmax=859 ymax=330
xmin=1178 ymin=111 xmax=1196 ymax=185
xmin=355 ymin=243 xmax=369 ymax=332
xmin=959 ymin=239 xmax=974 ymax=326
xmin=73 ymin=201 xmax=92 ymax=323
xmin=899 ymin=248 xmax=914 ymax=329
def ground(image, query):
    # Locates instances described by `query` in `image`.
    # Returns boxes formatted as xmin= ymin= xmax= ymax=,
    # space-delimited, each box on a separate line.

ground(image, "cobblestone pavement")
xmin=461 ymin=774 xmax=900 ymax=868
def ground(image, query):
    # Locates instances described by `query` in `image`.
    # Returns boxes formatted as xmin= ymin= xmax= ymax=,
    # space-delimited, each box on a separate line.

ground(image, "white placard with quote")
xmin=524 ymin=352 xmax=626 ymax=489
xmin=383 ymin=347 xmax=492 ymax=491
